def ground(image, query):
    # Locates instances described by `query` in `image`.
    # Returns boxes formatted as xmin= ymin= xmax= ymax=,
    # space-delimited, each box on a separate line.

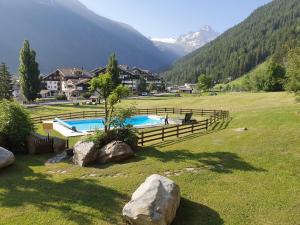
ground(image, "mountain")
xmin=152 ymin=26 xmax=219 ymax=58
xmin=162 ymin=0 xmax=300 ymax=84
xmin=0 ymin=0 xmax=175 ymax=73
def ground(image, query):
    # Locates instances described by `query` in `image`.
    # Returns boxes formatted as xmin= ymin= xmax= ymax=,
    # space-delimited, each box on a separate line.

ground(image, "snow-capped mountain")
xmin=152 ymin=26 xmax=219 ymax=58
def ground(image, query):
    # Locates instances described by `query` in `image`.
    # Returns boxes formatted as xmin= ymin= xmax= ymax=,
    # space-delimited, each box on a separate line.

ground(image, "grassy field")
xmin=1 ymin=92 xmax=300 ymax=225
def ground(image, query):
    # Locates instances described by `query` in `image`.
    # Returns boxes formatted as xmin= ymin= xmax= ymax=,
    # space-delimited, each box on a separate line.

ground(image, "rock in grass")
xmin=123 ymin=174 xmax=181 ymax=225
xmin=0 ymin=147 xmax=15 ymax=169
xmin=72 ymin=141 xmax=97 ymax=167
xmin=98 ymin=141 xmax=134 ymax=164
xmin=234 ymin=128 xmax=248 ymax=132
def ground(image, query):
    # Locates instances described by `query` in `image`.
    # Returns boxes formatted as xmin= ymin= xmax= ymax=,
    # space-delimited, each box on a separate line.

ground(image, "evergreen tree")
xmin=138 ymin=76 xmax=147 ymax=93
xmin=0 ymin=63 xmax=13 ymax=100
xmin=106 ymin=53 xmax=120 ymax=87
xmin=19 ymin=40 xmax=41 ymax=101
xmin=197 ymin=74 xmax=212 ymax=92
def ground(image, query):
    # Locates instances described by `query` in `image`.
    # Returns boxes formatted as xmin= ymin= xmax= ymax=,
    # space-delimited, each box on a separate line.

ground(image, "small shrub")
xmin=82 ymin=92 xmax=92 ymax=99
xmin=86 ymin=128 xmax=138 ymax=150
xmin=55 ymin=95 xmax=67 ymax=101
xmin=0 ymin=100 xmax=34 ymax=152
xmin=73 ymin=102 xmax=80 ymax=106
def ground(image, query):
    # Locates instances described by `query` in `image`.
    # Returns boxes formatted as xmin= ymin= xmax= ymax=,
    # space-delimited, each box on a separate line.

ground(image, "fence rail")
xmin=138 ymin=110 xmax=229 ymax=145
xmin=31 ymin=108 xmax=229 ymax=125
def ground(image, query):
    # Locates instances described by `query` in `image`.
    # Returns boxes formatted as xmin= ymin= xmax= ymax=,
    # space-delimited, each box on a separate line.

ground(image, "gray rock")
xmin=234 ymin=128 xmax=248 ymax=132
xmin=0 ymin=147 xmax=15 ymax=169
xmin=72 ymin=141 xmax=97 ymax=167
xmin=98 ymin=141 xmax=134 ymax=164
xmin=123 ymin=174 xmax=181 ymax=225
xmin=45 ymin=151 xmax=68 ymax=165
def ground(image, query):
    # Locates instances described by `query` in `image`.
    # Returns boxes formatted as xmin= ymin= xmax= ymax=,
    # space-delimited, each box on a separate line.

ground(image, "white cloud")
xmin=151 ymin=37 xmax=177 ymax=44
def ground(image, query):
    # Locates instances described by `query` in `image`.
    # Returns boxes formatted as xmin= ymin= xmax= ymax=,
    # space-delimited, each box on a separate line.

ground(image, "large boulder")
xmin=123 ymin=174 xmax=181 ymax=225
xmin=0 ymin=147 xmax=15 ymax=169
xmin=73 ymin=141 xmax=97 ymax=167
xmin=98 ymin=141 xmax=134 ymax=164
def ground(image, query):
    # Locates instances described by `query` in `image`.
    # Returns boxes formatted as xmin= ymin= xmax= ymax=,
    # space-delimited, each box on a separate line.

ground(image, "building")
xmin=167 ymin=83 xmax=197 ymax=94
xmin=91 ymin=65 xmax=163 ymax=92
xmin=42 ymin=68 xmax=93 ymax=98
xmin=12 ymin=80 xmax=20 ymax=98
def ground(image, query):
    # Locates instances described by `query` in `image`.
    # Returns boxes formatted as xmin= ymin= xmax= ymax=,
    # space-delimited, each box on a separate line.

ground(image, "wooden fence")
xmin=31 ymin=108 xmax=229 ymax=125
xmin=138 ymin=109 xmax=229 ymax=145
xmin=31 ymin=108 xmax=229 ymax=146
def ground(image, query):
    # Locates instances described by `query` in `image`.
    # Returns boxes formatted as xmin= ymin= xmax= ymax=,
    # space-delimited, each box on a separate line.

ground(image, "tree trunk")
xmin=104 ymin=99 xmax=108 ymax=133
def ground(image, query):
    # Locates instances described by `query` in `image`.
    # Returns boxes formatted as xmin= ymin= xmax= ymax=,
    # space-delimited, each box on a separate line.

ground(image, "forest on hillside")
xmin=162 ymin=0 xmax=300 ymax=85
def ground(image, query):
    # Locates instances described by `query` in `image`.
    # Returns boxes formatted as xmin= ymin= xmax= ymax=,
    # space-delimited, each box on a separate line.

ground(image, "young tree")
xmin=89 ymin=73 xmax=129 ymax=132
xmin=197 ymin=74 xmax=212 ymax=93
xmin=285 ymin=46 xmax=300 ymax=94
xmin=263 ymin=61 xmax=285 ymax=92
xmin=106 ymin=53 xmax=120 ymax=87
xmin=147 ymin=83 xmax=157 ymax=92
xmin=0 ymin=63 xmax=13 ymax=100
xmin=19 ymin=40 xmax=41 ymax=102
xmin=138 ymin=76 xmax=147 ymax=93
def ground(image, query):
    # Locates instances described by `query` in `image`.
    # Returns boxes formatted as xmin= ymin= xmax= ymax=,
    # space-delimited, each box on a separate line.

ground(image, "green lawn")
xmin=1 ymin=92 xmax=300 ymax=225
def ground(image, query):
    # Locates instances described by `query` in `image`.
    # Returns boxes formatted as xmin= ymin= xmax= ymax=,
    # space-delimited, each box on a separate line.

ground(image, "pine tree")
xmin=0 ymin=63 xmax=13 ymax=100
xmin=19 ymin=40 xmax=41 ymax=101
xmin=106 ymin=53 xmax=120 ymax=87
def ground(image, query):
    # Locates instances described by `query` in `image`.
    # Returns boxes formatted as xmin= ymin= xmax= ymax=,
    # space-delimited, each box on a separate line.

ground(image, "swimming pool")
xmin=56 ymin=115 xmax=164 ymax=132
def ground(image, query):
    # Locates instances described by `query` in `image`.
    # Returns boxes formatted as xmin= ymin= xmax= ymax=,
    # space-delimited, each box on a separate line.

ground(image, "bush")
xmin=73 ymin=102 xmax=80 ymax=106
xmin=86 ymin=128 xmax=138 ymax=150
xmin=55 ymin=95 xmax=67 ymax=101
xmin=82 ymin=92 xmax=92 ymax=99
xmin=0 ymin=100 xmax=34 ymax=152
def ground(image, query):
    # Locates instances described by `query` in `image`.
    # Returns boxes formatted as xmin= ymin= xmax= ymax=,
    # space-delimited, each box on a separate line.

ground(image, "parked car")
xmin=141 ymin=92 xmax=148 ymax=96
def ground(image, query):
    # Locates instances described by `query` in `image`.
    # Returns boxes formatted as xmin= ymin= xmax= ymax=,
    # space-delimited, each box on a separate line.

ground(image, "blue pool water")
xmin=60 ymin=115 xmax=164 ymax=132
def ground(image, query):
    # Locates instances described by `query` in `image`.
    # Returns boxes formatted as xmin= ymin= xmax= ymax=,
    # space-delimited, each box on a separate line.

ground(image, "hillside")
xmin=215 ymin=61 xmax=270 ymax=92
xmin=0 ymin=0 xmax=175 ymax=73
xmin=162 ymin=0 xmax=300 ymax=84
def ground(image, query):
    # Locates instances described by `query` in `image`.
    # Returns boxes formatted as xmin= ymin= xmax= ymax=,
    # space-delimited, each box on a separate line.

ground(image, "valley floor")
xmin=0 ymin=92 xmax=300 ymax=225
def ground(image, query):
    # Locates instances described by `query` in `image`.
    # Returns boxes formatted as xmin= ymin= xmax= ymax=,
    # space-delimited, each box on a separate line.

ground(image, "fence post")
xmin=173 ymin=108 xmax=175 ymax=114
xmin=206 ymin=119 xmax=208 ymax=130
xmin=156 ymin=108 xmax=158 ymax=115
xmin=177 ymin=125 xmax=179 ymax=137
xmin=51 ymin=137 xmax=54 ymax=152
xmin=191 ymin=123 xmax=194 ymax=133
xmin=162 ymin=127 xmax=165 ymax=141
xmin=141 ymin=131 xmax=144 ymax=146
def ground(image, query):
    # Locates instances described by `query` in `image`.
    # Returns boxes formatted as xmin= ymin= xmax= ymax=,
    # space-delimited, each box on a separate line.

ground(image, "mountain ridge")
xmin=0 ymin=0 xmax=175 ymax=73
xmin=162 ymin=0 xmax=300 ymax=84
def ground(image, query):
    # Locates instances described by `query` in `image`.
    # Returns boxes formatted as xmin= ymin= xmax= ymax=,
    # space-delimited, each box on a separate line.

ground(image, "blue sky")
xmin=79 ymin=0 xmax=272 ymax=38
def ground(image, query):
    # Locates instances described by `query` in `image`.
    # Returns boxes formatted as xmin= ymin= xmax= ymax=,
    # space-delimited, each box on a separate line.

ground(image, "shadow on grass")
xmin=0 ymin=156 xmax=126 ymax=225
xmin=172 ymin=198 xmax=224 ymax=225
xmin=138 ymin=147 xmax=266 ymax=173
xmin=151 ymin=118 xmax=233 ymax=149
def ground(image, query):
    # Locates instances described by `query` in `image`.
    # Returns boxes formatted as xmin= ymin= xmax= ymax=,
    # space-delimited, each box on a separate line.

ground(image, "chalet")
xmin=42 ymin=68 xmax=93 ymax=97
xmin=91 ymin=65 xmax=162 ymax=92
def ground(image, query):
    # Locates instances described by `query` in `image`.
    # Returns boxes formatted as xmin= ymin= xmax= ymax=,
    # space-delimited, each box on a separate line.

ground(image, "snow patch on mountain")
xmin=152 ymin=26 xmax=219 ymax=56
